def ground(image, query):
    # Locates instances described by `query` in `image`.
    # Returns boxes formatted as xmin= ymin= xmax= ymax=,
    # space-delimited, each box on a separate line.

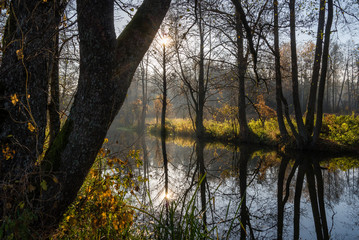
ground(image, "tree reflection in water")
xmin=105 ymin=129 xmax=359 ymax=239
xmin=278 ymin=153 xmax=329 ymax=240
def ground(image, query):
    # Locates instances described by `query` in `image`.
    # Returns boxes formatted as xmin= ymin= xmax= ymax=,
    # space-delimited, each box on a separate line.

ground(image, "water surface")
xmin=106 ymin=129 xmax=359 ymax=239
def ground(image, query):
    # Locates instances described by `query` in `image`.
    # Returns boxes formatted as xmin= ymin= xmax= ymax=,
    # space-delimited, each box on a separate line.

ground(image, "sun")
xmin=160 ymin=36 xmax=169 ymax=46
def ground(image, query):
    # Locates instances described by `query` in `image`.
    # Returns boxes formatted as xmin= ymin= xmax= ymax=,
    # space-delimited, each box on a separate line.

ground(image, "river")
xmin=106 ymin=128 xmax=359 ymax=239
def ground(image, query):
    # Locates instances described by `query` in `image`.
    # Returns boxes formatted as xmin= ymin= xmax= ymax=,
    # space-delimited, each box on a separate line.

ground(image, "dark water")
xmin=106 ymin=129 xmax=359 ymax=239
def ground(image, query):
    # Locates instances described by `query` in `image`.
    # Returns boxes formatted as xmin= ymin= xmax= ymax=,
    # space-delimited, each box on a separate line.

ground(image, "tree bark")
xmin=274 ymin=0 xmax=289 ymax=139
xmin=305 ymin=0 xmax=326 ymax=134
xmin=196 ymin=1 xmax=206 ymax=140
xmin=235 ymin=7 xmax=251 ymax=142
xmin=161 ymin=44 xmax=167 ymax=137
xmin=313 ymin=0 xmax=333 ymax=144
xmin=1 ymin=0 xmax=171 ymax=235
xmin=289 ymin=0 xmax=308 ymax=146
xmin=48 ymin=33 xmax=61 ymax=146
xmin=0 ymin=0 xmax=66 ymax=183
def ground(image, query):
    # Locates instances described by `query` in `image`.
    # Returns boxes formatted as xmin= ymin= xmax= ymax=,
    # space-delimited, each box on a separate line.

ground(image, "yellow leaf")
xmin=103 ymin=138 xmax=108 ymax=144
xmin=28 ymin=122 xmax=35 ymax=132
xmin=10 ymin=94 xmax=19 ymax=106
xmin=52 ymin=176 xmax=59 ymax=183
xmin=16 ymin=49 xmax=24 ymax=60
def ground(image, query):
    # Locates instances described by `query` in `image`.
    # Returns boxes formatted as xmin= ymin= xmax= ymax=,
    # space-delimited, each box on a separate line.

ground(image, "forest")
xmin=0 ymin=0 xmax=359 ymax=239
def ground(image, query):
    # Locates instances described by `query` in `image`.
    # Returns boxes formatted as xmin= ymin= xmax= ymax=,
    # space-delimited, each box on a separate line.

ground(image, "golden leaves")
xmin=16 ymin=49 xmax=24 ymax=60
xmin=10 ymin=94 xmax=18 ymax=106
xmin=62 ymin=14 xmax=67 ymax=27
xmin=27 ymin=122 xmax=35 ymax=132
xmin=2 ymin=144 xmax=15 ymax=160
xmin=52 ymin=175 xmax=59 ymax=184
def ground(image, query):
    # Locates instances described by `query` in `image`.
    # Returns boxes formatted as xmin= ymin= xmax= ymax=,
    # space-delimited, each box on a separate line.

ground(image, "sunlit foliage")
xmin=53 ymin=149 xmax=143 ymax=239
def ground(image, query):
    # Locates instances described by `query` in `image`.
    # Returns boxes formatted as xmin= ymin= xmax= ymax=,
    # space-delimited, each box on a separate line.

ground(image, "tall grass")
xmin=148 ymin=114 xmax=359 ymax=148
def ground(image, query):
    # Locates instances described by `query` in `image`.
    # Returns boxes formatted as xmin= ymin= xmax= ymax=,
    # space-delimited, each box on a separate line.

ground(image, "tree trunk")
xmin=1 ymin=0 xmax=171 ymax=236
xmin=139 ymin=55 xmax=149 ymax=135
xmin=289 ymin=0 xmax=308 ymax=146
xmin=196 ymin=1 xmax=206 ymax=140
xmin=313 ymin=0 xmax=333 ymax=144
xmin=305 ymin=0 xmax=326 ymax=134
xmin=0 ymin=0 xmax=66 ymax=183
xmin=274 ymin=0 xmax=289 ymax=139
xmin=235 ymin=6 xmax=251 ymax=142
xmin=48 ymin=33 xmax=61 ymax=146
xmin=161 ymin=44 xmax=167 ymax=137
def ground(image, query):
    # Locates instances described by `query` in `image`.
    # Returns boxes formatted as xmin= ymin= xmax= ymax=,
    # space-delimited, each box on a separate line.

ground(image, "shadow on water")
xmin=105 ymin=128 xmax=359 ymax=239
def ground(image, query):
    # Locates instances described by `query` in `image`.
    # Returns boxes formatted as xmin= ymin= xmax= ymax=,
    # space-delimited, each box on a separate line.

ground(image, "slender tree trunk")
xmin=347 ymin=61 xmax=351 ymax=113
xmin=332 ymin=71 xmax=335 ymax=112
xmin=289 ymin=0 xmax=308 ymax=146
xmin=274 ymin=0 xmax=289 ymax=139
xmin=196 ymin=1 xmax=206 ymax=140
xmin=336 ymin=62 xmax=348 ymax=111
xmin=313 ymin=0 xmax=333 ymax=144
xmin=139 ymin=55 xmax=149 ymax=135
xmin=235 ymin=7 xmax=250 ymax=142
xmin=161 ymin=44 xmax=167 ymax=137
xmin=305 ymin=0 xmax=326 ymax=134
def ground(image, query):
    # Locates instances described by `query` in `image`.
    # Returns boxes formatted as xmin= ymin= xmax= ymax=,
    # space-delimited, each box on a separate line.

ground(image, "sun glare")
xmin=163 ymin=190 xmax=172 ymax=200
xmin=160 ymin=36 xmax=169 ymax=46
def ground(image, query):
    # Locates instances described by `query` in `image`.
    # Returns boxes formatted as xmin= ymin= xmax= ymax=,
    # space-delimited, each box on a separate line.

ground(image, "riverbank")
xmin=147 ymin=114 xmax=359 ymax=154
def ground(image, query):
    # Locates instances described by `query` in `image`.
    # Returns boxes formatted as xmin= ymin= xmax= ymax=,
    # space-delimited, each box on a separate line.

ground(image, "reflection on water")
xmin=106 ymin=130 xmax=359 ymax=239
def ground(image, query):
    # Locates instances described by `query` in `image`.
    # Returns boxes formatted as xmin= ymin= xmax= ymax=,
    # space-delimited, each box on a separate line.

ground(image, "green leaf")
xmin=41 ymin=180 xmax=48 ymax=191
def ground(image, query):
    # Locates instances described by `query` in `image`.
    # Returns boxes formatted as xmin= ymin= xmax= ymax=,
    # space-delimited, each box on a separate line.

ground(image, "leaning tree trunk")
xmin=41 ymin=0 xmax=171 ymax=231
xmin=312 ymin=0 xmax=333 ymax=145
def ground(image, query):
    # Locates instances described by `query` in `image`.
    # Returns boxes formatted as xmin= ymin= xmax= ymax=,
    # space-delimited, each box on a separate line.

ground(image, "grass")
xmin=148 ymin=114 xmax=359 ymax=152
